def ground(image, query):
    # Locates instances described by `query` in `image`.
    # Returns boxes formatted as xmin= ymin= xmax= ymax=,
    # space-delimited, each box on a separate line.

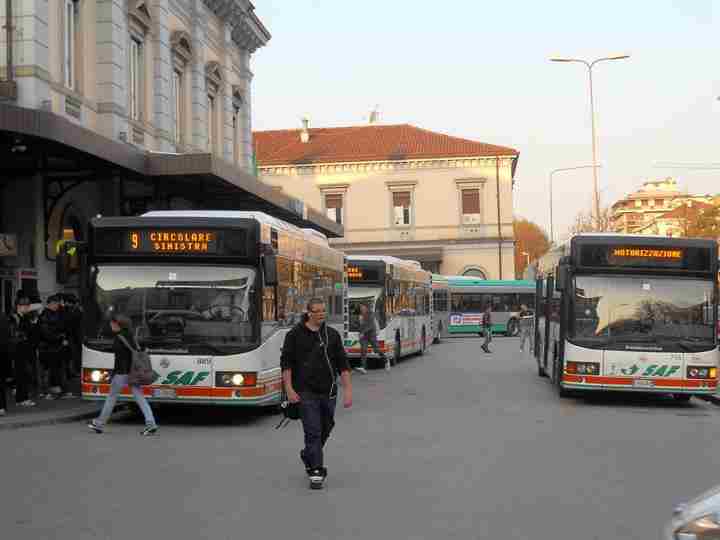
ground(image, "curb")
xmin=0 ymin=408 xmax=99 ymax=431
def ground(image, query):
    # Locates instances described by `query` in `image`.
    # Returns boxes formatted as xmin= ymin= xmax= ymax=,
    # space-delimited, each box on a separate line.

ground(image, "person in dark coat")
xmin=0 ymin=309 xmax=9 ymax=416
xmin=281 ymin=298 xmax=352 ymax=488
xmin=9 ymin=296 xmax=39 ymax=407
xmin=88 ymin=314 xmax=157 ymax=435
xmin=37 ymin=295 xmax=72 ymax=399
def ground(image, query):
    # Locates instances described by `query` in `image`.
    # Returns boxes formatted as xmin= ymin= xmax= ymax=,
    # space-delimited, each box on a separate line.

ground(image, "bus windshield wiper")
xmin=186 ymin=342 xmax=224 ymax=355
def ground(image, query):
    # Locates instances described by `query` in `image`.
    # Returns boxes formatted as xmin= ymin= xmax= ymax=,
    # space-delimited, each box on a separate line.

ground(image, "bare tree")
xmin=571 ymin=206 xmax=613 ymax=234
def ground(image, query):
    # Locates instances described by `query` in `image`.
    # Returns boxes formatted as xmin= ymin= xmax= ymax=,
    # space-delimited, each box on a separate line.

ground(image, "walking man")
xmin=481 ymin=304 xmax=492 ymax=354
xmin=357 ymin=303 xmax=389 ymax=373
xmin=10 ymin=296 xmax=39 ymax=408
xmin=281 ymin=298 xmax=352 ymax=489
xmin=518 ymin=304 xmax=534 ymax=353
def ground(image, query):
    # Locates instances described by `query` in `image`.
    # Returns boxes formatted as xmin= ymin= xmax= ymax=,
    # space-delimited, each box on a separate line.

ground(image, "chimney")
xmin=300 ymin=116 xmax=310 ymax=143
xmin=368 ymin=105 xmax=380 ymax=124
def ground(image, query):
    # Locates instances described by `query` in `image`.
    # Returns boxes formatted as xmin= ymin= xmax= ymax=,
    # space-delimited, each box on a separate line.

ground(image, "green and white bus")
xmin=448 ymin=277 xmax=536 ymax=336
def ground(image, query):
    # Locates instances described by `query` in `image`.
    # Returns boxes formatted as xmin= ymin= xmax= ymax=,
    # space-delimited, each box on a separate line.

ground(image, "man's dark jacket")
xmin=280 ymin=321 xmax=350 ymax=396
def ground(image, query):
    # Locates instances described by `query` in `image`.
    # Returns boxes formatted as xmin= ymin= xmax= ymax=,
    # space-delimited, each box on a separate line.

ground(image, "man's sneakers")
xmin=18 ymin=400 xmax=36 ymax=407
xmin=308 ymin=467 xmax=327 ymax=490
xmin=87 ymin=420 xmax=103 ymax=434
xmin=141 ymin=425 xmax=158 ymax=436
xmin=354 ymin=367 xmax=367 ymax=374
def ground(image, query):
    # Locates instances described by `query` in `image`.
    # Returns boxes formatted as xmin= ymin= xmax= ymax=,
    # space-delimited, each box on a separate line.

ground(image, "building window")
xmin=171 ymin=70 xmax=182 ymax=144
xmin=64 ymin=0 xmax=78 ymax=89
xmin=393 ymin=191 xmax=412 ymax=226
xmin=205 ymin=62 xmax=223 ymax=155
xmin=207 ymin=95 xmax=216 ymax=152
xmin=129 ymin=37 xmax=143 ymax=121
xmin=170 ymin=30 xmax=193 ymax=148
xmin=461 ymin=188 xmax=481 ymax=224
xmin=325 ymin=193 xmax=344 ymax=225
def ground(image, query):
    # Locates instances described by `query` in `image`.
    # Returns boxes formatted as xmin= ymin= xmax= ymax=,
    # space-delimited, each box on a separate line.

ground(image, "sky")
xmin=250 ymin=0 xmax=720 ymax=242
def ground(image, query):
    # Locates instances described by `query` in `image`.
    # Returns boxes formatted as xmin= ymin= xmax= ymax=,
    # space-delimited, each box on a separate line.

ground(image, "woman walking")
xmin=88 ymin=314 xmax=157 ymax=435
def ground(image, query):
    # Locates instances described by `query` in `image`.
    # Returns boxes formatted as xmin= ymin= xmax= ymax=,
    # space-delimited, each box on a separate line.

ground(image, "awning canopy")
xmin=0 ymin=103 xmax=342 ymax=237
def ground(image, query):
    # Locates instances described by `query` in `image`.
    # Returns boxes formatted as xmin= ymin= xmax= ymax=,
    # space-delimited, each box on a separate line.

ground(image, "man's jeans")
xmin=360 ymin=331 xmax=386 ymax=369
xmin=299 ymin=392 xmax=337 ymax=470
xmin=96 ymin=374 xmax=157 ymax=428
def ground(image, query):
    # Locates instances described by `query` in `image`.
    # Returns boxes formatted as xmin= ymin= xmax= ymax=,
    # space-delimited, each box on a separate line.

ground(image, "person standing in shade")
xmin=481 ymin=304 xmax=493 ymax=354
xmin=9 ymin=296 xmax=39 ymax=408
xmin=518 ymin=304 xmax=534 ymax=353
xmin=357 ymin=303 xmax=389 ymax=373
xmin=88 ymin=314 xmax=157 ymax=435
xmin=281 ymin=298 xmax=352 ymax=489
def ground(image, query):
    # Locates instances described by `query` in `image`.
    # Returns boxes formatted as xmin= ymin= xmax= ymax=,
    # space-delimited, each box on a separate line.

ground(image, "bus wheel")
xmin=506 ymin=319 xmax=519 ymax=337
xmin=393 ymin=335 xmax=401 ymax=366
xmin=672 ymin=393 xmax=692 ymax=403
xmin=419 ymin=328 xmax=426 ymax=355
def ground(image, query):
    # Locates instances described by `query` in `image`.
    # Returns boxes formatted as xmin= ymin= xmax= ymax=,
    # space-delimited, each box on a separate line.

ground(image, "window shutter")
xmin=325 ymin=194 xmax=343 ymax=209
xmin=462 ymin=189 xmax=480 ymax=214
xmin=393 ymin=191 xmax=411 ymax=208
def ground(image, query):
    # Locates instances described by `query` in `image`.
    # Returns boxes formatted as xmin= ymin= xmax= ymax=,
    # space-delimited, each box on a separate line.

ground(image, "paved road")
xmin=3 ymin=337 xmax=720 ymax=539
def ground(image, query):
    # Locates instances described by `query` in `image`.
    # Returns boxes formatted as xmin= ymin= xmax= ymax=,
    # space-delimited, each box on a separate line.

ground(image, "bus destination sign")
xmin=609 ymin=247 xmax=683 ymax=265
xmin=129 ymin=230 xmax=218 ymax=254
xmin=578 ymin=243 xmax=713 ymax=272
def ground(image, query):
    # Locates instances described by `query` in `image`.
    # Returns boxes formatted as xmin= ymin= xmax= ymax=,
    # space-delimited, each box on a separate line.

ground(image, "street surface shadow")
xmin=570 ymin=391 xmax=708 ymax=412
xmin=116 ymin=403 xmax=278 ymax=427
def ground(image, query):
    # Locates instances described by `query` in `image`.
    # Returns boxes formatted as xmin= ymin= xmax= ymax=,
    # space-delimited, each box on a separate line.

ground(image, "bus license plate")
xmin=633 ymin=379 xmax=655 ymax=388
xmin=153 ymin=388 xmax=176 ymax=399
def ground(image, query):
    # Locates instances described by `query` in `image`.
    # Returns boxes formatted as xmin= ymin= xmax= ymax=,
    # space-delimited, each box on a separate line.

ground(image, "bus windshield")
xmin=570 ymin=275 xmax=715 ymax=352
xmin=86 ymin=265 xmax=258 ymax=354
xmin=348 ymin=287 xmax=386 ymax=331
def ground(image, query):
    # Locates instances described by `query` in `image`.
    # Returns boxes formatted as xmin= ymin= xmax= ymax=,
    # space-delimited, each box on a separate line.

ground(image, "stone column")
xmin=11 ymin=0 xmax=51 ymax=109
xmin=189 ymin=0 xmax=208 ymax=151
xmin=238 ymin=48 xmax=254 ymax=173
xmin=96 ymin=0 xmax=129 ymax=142
xmin=150 ymin=0 xmax=172 ymax=152
xmin=221 ymin=25 xmax=234 ymax=163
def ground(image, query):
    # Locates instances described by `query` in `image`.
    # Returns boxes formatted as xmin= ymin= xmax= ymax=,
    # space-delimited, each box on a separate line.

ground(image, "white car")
xmin=664 ymin=484 xmax=720 ymax=539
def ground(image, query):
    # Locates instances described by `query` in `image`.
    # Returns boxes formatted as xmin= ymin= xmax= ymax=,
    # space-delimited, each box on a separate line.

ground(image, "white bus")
xmin=344 ymin=256 xmax=432 ymax=367
xmin=56 ymin=211 xmax=345 ymax=407
xmin=534 ymin=234 xmax=718 ymax=401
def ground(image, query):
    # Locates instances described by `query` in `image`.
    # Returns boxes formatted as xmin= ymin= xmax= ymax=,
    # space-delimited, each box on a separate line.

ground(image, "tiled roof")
xmin=253 ymin=124 xmax=519 ymax=167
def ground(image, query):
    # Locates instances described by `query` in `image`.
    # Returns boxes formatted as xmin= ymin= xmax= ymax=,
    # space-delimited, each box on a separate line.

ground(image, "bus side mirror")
xmin=263 ymin=254 xmax=278 ymax=286
xmin=555 ymin=265 xmax=568 ymax=292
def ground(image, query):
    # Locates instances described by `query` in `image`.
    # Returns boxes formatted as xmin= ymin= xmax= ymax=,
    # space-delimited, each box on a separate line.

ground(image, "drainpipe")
xmin=0 ymin=0 xmax=17 ymax=100
xmin=5 ymin=0 xmax=13 ymax=82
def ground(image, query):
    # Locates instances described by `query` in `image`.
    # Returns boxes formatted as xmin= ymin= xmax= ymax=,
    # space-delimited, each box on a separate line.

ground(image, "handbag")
xmin=117 ymin=335 xmax=155 ymax=386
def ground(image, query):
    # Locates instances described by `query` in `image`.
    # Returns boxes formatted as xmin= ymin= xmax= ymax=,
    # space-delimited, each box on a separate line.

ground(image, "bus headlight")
xmin=216 ymin=372 xmax=257 ymax=387
xmin=688 ymin=366 xmax=716 ymax=379
xmin=83 ymin=368 xmax=112 ymax=384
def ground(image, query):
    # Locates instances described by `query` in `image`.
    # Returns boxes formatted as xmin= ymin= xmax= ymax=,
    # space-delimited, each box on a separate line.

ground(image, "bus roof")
xmin=348 ymin=254 xmax=429 ymax=272
xmin=447 ymin=277 xmax=535 ymax=287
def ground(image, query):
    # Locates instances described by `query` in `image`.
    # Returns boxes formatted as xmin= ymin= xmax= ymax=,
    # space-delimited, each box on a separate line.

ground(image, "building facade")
xmin=255 ymin=123 xmax=519 ymax=279
xmin=0 ymin=1 xmax=341 ymax=312
xmin=610 ymin=177 xmax=713 ymax=234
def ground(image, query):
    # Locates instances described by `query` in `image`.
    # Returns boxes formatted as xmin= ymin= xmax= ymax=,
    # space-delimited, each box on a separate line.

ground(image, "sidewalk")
xmin=0 ymin=376 xmax=99 ymax=431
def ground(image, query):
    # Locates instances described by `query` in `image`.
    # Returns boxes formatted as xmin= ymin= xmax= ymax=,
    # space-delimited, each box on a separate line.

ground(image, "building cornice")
xmin=258 ymin=156 xmax=516 ymax=177
xmin=202 ymin=0 xmax=271 ymax=53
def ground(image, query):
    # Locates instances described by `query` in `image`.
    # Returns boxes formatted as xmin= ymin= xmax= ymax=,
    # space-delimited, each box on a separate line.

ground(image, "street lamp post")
xmin=549 ymin=164 xmax=602 ymax=244
xmin=550 ymin=54 xmax=630 ymax=227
